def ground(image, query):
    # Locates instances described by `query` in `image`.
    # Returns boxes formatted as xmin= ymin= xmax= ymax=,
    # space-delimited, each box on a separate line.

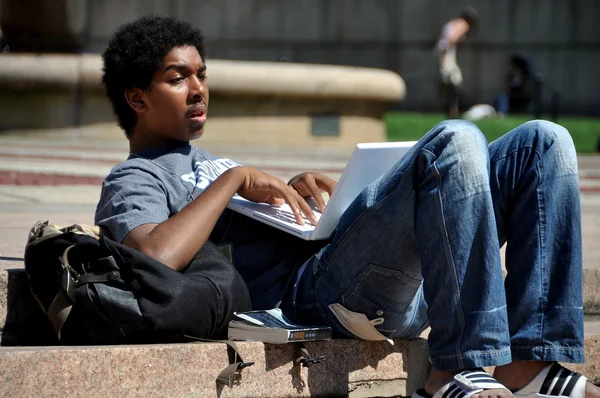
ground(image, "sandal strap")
xmin=433 ymin=369 xmax=508 ymax=398
xmin=454 ymin=369 xmax=507 ymax=392
xmin=541 ymin=363 xmax=585 ymax=397
xmin=515 ymin=363 xmax=587 ymax=398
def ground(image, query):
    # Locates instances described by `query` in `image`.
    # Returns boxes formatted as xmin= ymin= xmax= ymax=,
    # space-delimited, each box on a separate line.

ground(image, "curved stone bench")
xmin=0 ymin=54 xmax=405 ymax=149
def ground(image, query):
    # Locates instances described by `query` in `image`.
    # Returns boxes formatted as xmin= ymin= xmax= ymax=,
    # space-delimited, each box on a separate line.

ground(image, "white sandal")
xmin=513 ymin=363 xmax=587 ymax=398
xmin=412 ymin=369 xmax=510 ymax=398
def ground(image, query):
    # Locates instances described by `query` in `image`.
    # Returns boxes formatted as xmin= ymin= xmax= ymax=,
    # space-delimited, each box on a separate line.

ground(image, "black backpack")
xmin=24 ymin=221 xmax=252 ymax=345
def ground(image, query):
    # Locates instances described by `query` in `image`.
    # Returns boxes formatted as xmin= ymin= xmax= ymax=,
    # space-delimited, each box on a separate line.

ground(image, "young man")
xmin=96 ymin=15 xmax=599 ymax=398
xmin=434 ymin=6 xmax=478 ymax=118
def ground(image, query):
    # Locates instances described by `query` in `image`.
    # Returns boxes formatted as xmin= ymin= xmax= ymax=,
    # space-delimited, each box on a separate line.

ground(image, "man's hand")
xmin=287 ymin=172 xmax=337 ymax=212
xmin=236 ymin=167 xmax=318 ymax=226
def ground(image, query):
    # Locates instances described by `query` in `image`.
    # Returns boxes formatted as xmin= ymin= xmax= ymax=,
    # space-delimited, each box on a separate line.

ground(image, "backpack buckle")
xmin=60 ymin=245 xmax=78 ymax=303
xmin=61 ymin=268 xmax=77 ymax=303
xmin=293 ymin=342 xmax=326 ymax=367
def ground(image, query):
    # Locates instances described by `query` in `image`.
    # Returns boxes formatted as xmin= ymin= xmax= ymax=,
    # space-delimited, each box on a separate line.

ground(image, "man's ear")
xmin=124 ymin=88 xmax=147 ymax=113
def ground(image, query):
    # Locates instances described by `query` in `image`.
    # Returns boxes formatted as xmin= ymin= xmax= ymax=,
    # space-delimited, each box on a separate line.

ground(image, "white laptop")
xmin=227 ymin=141 xmax=416 ymax=240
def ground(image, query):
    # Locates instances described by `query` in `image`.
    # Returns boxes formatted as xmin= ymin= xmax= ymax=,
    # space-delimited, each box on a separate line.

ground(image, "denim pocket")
xmin=339 ymin=263 xmax=423 ymax=337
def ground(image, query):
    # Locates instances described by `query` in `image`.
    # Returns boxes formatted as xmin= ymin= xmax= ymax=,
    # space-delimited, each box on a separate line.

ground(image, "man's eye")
xmin=198 ymin=74 xmax=207 ymax=81
xmin=171 ymin=77 xmax=184 ymax=84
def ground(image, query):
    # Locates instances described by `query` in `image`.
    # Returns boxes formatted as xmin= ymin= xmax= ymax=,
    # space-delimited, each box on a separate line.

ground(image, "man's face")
xmin=140 ymin=45 xmax=209 ymax=143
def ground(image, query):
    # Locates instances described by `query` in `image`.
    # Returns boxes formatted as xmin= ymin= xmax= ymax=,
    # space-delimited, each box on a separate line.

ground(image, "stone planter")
xmin=0 ymin=54 xmax=405 ymax=149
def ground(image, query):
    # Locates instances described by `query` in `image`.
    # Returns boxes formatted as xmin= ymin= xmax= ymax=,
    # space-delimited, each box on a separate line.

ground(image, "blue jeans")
xmin=288 ymin=120 xmax=584 ymax=371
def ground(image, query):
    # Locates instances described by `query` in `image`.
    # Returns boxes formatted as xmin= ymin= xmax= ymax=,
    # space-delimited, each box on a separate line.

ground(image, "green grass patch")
xmin=385 ymin=112 xmax=600 ymax=153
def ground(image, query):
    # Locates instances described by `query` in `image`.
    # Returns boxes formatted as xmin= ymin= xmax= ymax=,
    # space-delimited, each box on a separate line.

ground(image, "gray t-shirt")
xmin=95 ymin=144 xmax=239 ymax=243
xmin=95 ymin=144 xmax=320 ymax=309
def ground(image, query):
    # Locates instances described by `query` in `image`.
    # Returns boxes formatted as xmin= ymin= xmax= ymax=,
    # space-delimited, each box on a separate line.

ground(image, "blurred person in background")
xmin=494 ymin=53 xmax=534 ymax=116
xmin=435 ymin=6 xmax=478 ymax=118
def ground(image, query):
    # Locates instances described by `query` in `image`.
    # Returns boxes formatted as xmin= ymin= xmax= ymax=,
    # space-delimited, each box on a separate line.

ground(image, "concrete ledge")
xmin=0 ymin=267 xmax=430 ymax=397
xmin=0 ymin=339 xmax=429 ymax=397
xmin=205 ymin=59 xmax=405 ymax=102
xmin=0 ymin=338 xmax=599 ymax=398
xmin=1 ymin=268 xmax=600 ymax=395
xmin=0 ymin=54 xmax=405 ymax=101
xmin=0 ymin=54 xmax=404 ymax=148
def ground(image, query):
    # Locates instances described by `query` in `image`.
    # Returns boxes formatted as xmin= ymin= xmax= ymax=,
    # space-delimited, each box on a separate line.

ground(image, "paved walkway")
xmin=0 ymin=126 xmax=599 ymax=272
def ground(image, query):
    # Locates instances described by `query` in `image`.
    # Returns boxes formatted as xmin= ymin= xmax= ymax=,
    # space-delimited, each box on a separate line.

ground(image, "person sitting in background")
xmin=435 ymin=6 xmax=478 ymax=118
xmin=495 ymin=53 xmax=534 ymax=116
xmin=96 ymin=15 xmax=599 ymax=398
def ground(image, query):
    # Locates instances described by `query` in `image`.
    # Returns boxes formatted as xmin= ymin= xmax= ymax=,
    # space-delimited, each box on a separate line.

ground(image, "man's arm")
xmin=123 ymin=166 xmax=318 ymax=271
xmin=439 ymin=18 xmax=471 ymax=48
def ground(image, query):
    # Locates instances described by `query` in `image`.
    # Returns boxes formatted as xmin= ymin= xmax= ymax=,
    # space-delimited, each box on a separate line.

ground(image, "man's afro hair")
xmin=101 ymin=15 xmax=206 ymax=137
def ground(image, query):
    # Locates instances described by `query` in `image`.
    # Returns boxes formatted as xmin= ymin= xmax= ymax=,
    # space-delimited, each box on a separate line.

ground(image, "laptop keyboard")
xmin=253 ymin=204 xmax=322 ymax=230
xmin=268 ymin=208 xmax=317 ymax=226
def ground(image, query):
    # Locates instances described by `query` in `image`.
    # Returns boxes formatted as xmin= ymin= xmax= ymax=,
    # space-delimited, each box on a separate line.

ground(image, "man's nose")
xmin=188 ymin=76 xmax=206 ymax=100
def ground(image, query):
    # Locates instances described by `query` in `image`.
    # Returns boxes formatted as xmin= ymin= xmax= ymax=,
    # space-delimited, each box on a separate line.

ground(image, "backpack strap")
xmin=46 ymin=245 xmax=78 ymax=339
xmin=76 ymin=256 xmax=122 ymax=285
xmin=46 ymin=289 xmax=74 ymax=340
xmin=184 ymin=335 xmax=254 ymax=388
xmin=216 ymin=342 xmax=255 ymax=388
xmin=182 ymin=337 xmax=327 ymax=387
xmin=26 ymin=220 xmax=102 ymax=339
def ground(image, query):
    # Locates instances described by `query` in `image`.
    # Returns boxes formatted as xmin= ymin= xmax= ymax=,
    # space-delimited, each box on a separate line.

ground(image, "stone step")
xmin=1 ymin=338 xmax=599 ymax=398
xmin=2 ymin=268 xmax=600 ymax=396
xmin=0 ymin=338 xmax=430 ymax=398
xmin=0 ymin=267 xmax=431 ymax=397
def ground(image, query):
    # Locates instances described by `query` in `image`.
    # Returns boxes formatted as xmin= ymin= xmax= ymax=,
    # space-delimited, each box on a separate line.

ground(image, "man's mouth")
xmin=188 ymin=106 xmax=207 ymax=123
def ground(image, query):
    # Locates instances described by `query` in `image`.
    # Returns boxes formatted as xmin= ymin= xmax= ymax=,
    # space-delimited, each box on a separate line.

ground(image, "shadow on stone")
xmin=261 ymin=338 xmax=429 ymax=396
xmin=1 ymin=269 xmax=58 ymax=346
